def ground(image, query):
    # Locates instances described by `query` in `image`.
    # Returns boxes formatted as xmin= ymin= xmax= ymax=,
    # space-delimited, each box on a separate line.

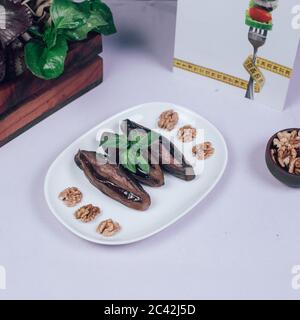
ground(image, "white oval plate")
xmin=44 ymin=102 xmax=228 ymax=245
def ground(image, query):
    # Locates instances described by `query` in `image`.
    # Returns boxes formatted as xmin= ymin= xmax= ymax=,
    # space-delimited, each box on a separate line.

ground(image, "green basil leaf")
xmin=26 ymin=0 xmax=116 ymax=81
xmin=65 ymin=11 xmax=107 ymax=41
xmin=128 ymin=148 xmax=139 ymax=164
xmin=100 ymin=135 xmax=118 ymax=148
xmin=41 ymin=35 xmax=68 ymax=79
xmin=117 ymin=135 xmax=130 ymax=149
xmin=133 ymin=131 xmax=160 ymax=150
xmin=100 ymin=134 xmax=128 ymax=149
xmin=128 ymin=130 xmax=142 ymax=145
xmin=43 ymin=25 xmax=57 ymax=49
xmin=121 ymin=151 xmax=136 ymax=174
xmin=137 ymin=155 xmax=150 ymax=174
xmin=25 ymin=36 xmax=68 ymax=80
xmin=24 ymin=41 xmax=46 ymax=79
xmin=28 ymin=26 xmax=43 ymax=39
xmin=65 ymin=1 xmax=115 ymax=41
xmin=50 ymin=0 xmax=87 ymax=30
xmin=91 ymin=0 xmax=117 ymax=35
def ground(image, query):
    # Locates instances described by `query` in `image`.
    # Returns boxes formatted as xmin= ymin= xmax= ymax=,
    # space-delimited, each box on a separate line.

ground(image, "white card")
xmin=174 ymin=0 xmax=300 ymax=111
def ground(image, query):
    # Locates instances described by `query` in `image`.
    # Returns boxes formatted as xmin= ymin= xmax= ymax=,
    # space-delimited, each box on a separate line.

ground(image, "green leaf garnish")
xmin=136 ymin=154 xmax=150 ymax=174
xmin=100 ymin=129 xmax=158 ymax=175
xmin=136 ymin=131 xmax=159 ymax=150
xmin=100 ymin=134 xmax=128 ymax=150
xmin=25 ymin=0 xmax=117 ymax=80
xmin=121 ymin=151 xmax=137 ymax=174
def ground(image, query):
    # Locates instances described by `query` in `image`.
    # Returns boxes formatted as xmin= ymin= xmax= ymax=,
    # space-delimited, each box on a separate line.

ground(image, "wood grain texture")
xmin=0 ymin=56 xmax=103 ymax=147
xmin=0 ymin=34 xmax=102 ymax=115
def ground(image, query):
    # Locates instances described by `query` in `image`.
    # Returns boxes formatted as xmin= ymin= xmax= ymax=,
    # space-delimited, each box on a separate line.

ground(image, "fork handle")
xmin=245 ymin=49 xmax=258 ymax=100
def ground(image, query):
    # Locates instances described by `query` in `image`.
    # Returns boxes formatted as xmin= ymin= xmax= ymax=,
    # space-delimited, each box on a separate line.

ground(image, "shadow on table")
xmin=247 ymin=142 xmax=287 ymax=189
xmin=105 ymin=1 xmax=177 ymax=70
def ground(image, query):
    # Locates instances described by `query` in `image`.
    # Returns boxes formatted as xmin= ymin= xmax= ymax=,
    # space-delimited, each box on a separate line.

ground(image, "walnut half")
xmin=97 ymin=219 xmax=121 ymax=237
xmin=289 ymin=158 xmax=300 ymax=175
xmin=295 ymin=159 xmax=300 ymax=175
xmin=192 ymin=142 xmax=215 ymax=160
xmin=74 ymin=204 xmax=101 ymax=223
xmin=271 ymin=129 xmax=300 ymax=175
xmin=59 ymin=187 xmax=83 ymax=207
xmin=177 ymin=125 xmax=197 ymax=143
xmin=158 ymin=109 xmax=179 ymax=131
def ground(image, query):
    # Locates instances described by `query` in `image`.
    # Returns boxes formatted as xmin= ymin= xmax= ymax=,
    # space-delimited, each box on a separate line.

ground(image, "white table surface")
xmin=1 ymin=1 xmax=300 ymax=300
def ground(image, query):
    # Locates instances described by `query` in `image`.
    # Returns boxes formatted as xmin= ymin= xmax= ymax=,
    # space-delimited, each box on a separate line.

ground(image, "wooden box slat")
xmin=0 ymin=56 xmax=103 ymax=147
xmin=0 ymin=34 xmax=102 ymax=116
xmin=0 ymin=34 xmax=103 ymax=147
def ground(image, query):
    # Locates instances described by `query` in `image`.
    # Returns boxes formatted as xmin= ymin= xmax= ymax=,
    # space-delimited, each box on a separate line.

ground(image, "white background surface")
xmin=1 ymin=0 xmax=300 ymax=299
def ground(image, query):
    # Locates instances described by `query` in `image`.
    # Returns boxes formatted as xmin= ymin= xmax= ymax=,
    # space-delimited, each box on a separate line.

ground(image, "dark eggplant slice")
xmin=75 ymin=150 xmax=151 ymax=211
xmin=121 ymin=119 xmax=195 ymax=181
xmin=100 ymin=132 xmax=165 ymax=187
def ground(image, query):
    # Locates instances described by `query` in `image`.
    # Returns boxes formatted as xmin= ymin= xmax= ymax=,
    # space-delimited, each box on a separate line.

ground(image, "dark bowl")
xmin=265 ymin=128 xmax=300 ymax=188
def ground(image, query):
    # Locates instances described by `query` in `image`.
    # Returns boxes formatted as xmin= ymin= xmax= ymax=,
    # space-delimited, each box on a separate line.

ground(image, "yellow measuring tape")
xmin=173 ymin=57 xmax=292 ymax=94
xmin=243 ymin=56 xmax=265 ymax=93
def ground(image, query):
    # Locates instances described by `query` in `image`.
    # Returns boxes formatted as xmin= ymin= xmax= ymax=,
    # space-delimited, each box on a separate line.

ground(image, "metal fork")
xmin=245 ymin=27 xmax=268 ymax=100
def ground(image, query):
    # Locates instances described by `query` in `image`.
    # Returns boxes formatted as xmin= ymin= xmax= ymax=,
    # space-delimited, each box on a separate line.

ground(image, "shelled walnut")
xmin=273 ymin=130 xmax=300 ymax=149
xmin=96 ymin=219 xmax=121 ymax=237
xmin=158 ymin=109 xmax=179 ymax=131
xmin=192 ymin=142 xmax=215 ymax=160
xmin=59 ymin=187 xmax=82 ymax=207
xmin=288 ymin=158 xmax=300 ymax=175
xmin=271 ymin=130 xmax=300 ymax=175
xmin=74 ymin=204 xmax=101 ymax=223
xmin=177 ymin=125 xmax=197 ymax=143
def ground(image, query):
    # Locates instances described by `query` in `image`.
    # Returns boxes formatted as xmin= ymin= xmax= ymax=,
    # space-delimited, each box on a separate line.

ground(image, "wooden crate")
xmin=0 ymin=34 xmax=103 ymax=147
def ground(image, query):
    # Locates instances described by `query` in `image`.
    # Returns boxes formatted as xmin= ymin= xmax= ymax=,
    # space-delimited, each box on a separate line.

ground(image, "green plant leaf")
xmin=128 ymin=130 xmax=142 ymax=144
xmin=100 ymin=134 xmax=128 ymax=150
xmin=24 ymin=41 xmax=46 ymax=79
xmin=136 ymin=154 xmax=150 ymax=174
xmin=43 ymin=24 xmax=57 ymax=49
xmin=127 ymin=146 xmax=140 ymax=164
xmin=25 ymin=0 xmax=116 ymax=81
xmin=120 ymin=151 xmax=137 ymax=174
xmin=28 ymin=26 xmax=43 ymax=39
xmin=66 ymin=8 xmax=108 ymax=41
xmin=41 ymin=35 xmax=68 ymax=79
xmin=91 ymin=0 xmax=117 ymax=35
xmin=100 ymin=135 xmax=118 ymax=148
xmin=50 ymin=0 xmax=87 ymax=30
xmin=65 ymin=0 xmax=116 ymax=41
xmin=131 ymin=131 xmax=160 ymax=150
xmin=25 ymin=36 xmax=68 ymax=80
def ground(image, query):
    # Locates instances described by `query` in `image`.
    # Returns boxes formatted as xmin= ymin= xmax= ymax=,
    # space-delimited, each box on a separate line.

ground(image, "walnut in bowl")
xmin=265 ymin=129 xmax=300 ymax=188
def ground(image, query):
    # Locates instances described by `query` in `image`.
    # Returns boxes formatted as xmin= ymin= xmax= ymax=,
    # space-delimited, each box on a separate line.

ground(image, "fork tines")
xmin=249 ymin=27 xmax=268 ymax=38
